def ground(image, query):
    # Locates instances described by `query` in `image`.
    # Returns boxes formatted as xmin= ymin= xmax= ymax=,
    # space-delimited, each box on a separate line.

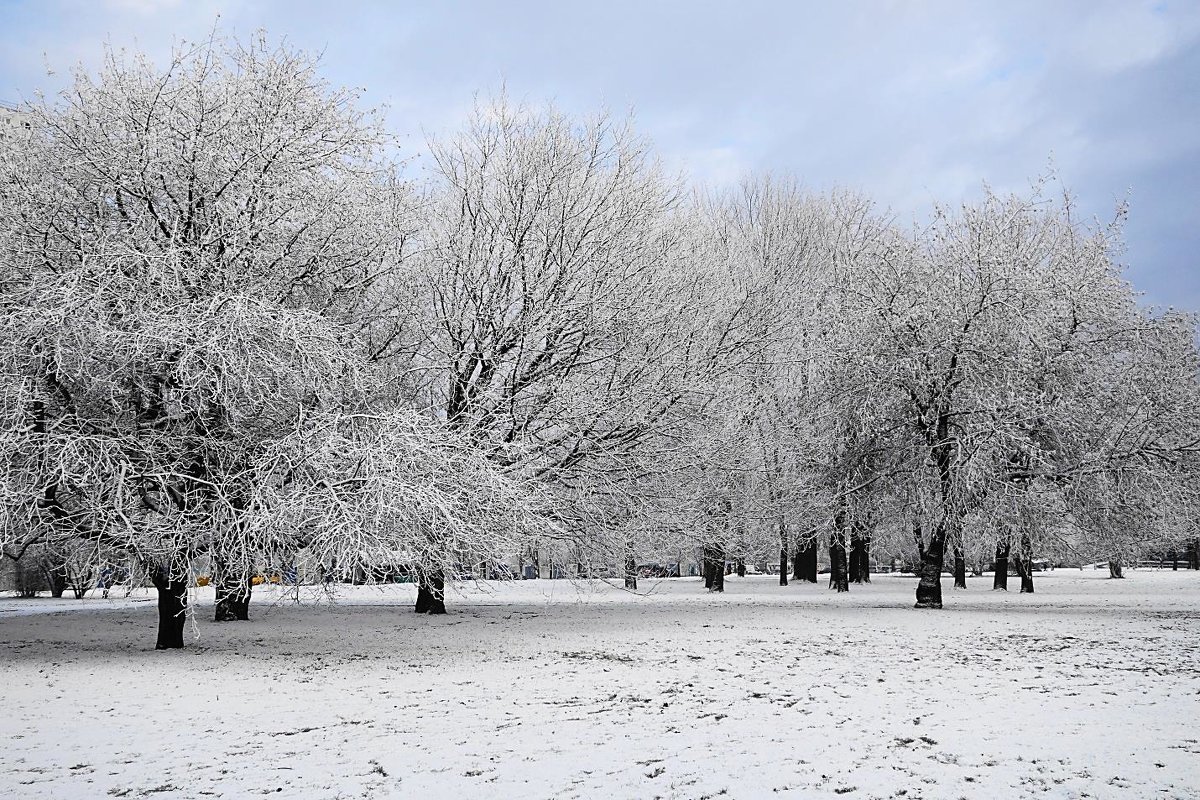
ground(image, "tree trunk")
xmin=791 ymin=540 xmax=803 ymax=580
xmin=415 ymin=570 xmax=447 ymax=614
xmin=849 ymin=523 xmax=871 ymax=584
xmin=1189 ymin=540 xmax=1200 ymax=570
xmin=1171 ymin=550 xmax=1179 ymax=571
xmin=214 ymin=574 xmax=252 ymax=621
xmin=703 ymin=544 xmax=725 ymax=592
xmin=736 ymin=558 xmax=746 ymax=578
xmin=917 ymin=427 xmax=958 ymax=609
xmin=45 ymin=564 xmax=68 ymax=599
xmin=213 ymin=557 xmax=252 ymax=621
xmin=777 ymin=525 xmax=787 ymax=587
xmin=624 ymin=548 xmax=637 ymax=591
xmin=151 ymin=569 xmax=188 ymax=650
xmin=796 ymin=539 xmax=818 ymax=583
xmin=1108 ymin=558 xmax=1124 ymax=579
xmin=914 ymin=525 xmax=945 ymax=609
xmin=828 ymin=526 xmax=849 ymax=593
xmin=993 ymin=539 xmax=1010 ymax=591
xmin=953 ymin=546 xmax=967 ymax=589
xmin=1016 ymin=534 xmax=1035 ymax=594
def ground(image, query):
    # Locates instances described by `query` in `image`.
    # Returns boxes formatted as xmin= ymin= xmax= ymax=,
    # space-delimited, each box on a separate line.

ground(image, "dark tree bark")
xmin=1108 ymin=558 xmax=1124 ymax=579
xmin=1188 ymin=540 xmax=1199 ymax=570
xmin=45 ymin=564 xmax=68 ymax=599
xmin=703 ymin=544 xmax=725 ymax=592
xmin=952 ymin=545 xmax=967 ymax=589
xmin=213 ymin=557 xmax=252 ymax=621
xmin=415 ymin=570 xmax=447 ymax=614
xmin=736 ymin=558 xmax=746 ymax=578
xmin=1171 ymin=550 xmax=1179 ymax=571
xmin=1015 ymin=533 xmax=1035 ymax=594
xmin=828 ymin=519 xmax=849 ymax=593
xmin=795 ymin=539 xmax=818 ymax=583
xmin=792 ymin=541 xmax=803 ymax=580
xmin=151 ymin=568 xmax=188 ymax=650
xmin=849 ymin=522 xmax=871 ymax=584
xmin=779 ymin=521 xmax=789 ymax=587
xmin=914 ymin=405 xmax=958 ymax=609
xmin=624 ymin=549 xmax=638 ymax=591
xmin=993 ymin=538 xmax=1010 ymax=591
xmin=214 ymin=575 xmax=252 ymax=621
xmin=913 ymin=523 xmax=945 ymax=609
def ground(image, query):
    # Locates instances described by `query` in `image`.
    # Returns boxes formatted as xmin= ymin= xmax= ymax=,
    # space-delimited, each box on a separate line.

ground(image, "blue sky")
xmin=1 ymin=0 xmax=1196 ymax=312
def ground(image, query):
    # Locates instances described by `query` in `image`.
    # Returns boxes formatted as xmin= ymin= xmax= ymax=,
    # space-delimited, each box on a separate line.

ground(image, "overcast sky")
xmin=1 ymin=0 xmax=1196 ymax=311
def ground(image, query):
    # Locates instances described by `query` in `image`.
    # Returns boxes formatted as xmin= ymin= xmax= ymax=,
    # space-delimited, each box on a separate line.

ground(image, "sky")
xmin=1 ymin=0 xmax=1196 ymax=312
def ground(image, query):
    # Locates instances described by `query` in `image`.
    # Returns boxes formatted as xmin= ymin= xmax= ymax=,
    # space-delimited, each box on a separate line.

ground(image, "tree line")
xmin=1 ymin=34 xmax=1196 ymax=648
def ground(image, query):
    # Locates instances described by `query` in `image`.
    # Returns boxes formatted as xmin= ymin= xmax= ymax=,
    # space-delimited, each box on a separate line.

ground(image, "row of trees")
xmin=1 ymin=34 xmax=1196 ymax=647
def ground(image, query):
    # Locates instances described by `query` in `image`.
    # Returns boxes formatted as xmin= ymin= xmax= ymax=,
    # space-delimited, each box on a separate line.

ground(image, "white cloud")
xmin=102 ymin=0 xmax=184 ymax=14
xmin=1071 ymin=1 xmax=1198 ymax=73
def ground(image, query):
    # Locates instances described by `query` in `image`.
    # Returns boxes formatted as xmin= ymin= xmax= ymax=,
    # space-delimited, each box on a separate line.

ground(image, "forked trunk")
xmin=151 ymin=570 xmax=189 ymax=650
xmin=415 ymin=570 xmax=447 ymax=614
xmin=993 ymin=539 xmax=1010 ymax=591
xmin=1108 ymin=558 xmax=1124 ymax=579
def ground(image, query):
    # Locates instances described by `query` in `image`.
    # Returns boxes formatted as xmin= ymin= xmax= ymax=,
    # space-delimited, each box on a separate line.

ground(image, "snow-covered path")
xmin=3 ymin=571 xmax=1199 ymax=799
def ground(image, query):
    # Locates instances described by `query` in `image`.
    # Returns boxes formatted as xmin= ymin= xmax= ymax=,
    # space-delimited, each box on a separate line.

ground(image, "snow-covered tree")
xmin=0 ymin=35 xmax=547 ymax=647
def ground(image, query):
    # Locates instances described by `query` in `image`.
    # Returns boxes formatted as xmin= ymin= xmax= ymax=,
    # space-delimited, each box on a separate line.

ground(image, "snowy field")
xmin=3 ymin=571 xmax=1200 ymax=799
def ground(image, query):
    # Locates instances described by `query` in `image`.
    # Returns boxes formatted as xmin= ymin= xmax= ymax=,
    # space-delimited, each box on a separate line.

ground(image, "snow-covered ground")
xmin=3 ymin=570 xmax=1199 ymax=799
